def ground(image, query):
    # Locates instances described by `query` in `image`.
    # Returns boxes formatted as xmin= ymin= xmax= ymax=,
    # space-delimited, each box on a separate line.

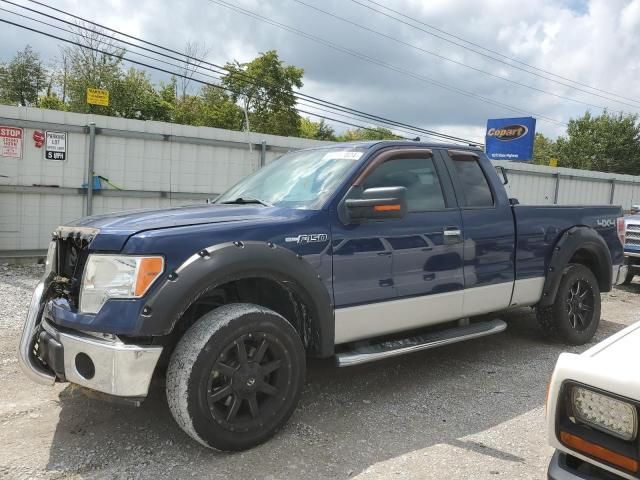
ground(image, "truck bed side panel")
xmin=513 ymin=205 xmax=623 ymax=281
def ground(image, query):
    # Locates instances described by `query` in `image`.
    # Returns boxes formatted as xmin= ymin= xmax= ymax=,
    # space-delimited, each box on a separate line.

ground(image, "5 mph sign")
xmin=45 ymin=131 xmax=67 ymax=161
xmin=0 ymin=126 xmax=23 ymax=159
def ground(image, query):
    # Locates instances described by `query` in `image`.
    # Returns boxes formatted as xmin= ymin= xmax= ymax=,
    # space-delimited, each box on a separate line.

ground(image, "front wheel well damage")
xmin=160 ymin=277 xmax=318 ymax=365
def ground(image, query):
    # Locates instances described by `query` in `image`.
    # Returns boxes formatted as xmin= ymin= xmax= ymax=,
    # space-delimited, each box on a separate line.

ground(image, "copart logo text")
xmin=486 ymin=125 xmax=528 ymax=141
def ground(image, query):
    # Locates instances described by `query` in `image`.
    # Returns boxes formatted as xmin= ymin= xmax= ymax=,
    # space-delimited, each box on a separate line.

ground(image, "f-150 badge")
xmin=285 ymin=234 xmax=328 ymax=244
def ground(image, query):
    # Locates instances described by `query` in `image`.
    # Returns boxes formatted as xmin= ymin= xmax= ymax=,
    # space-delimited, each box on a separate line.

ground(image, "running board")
xmin=335 ymin=319 xmax=507 ymax=367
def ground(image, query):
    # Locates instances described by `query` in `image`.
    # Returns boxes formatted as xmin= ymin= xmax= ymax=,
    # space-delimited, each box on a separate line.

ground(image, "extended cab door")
xmin=442 ymin=150 xmax=516 ymax=316
xmin=333 ymin=148 xmax=465 ymax=344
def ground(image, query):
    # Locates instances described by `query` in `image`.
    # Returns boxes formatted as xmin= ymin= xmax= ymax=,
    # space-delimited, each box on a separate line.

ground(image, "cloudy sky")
xmin=1 ymin=0 xmax=640 ymax=143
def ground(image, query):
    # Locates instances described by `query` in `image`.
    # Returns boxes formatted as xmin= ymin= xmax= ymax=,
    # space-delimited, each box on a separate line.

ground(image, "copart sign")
xmin=485 ymin=117 xmax=536 ymax=162
xmin=0 ymin=126 xmax=23 ymax=159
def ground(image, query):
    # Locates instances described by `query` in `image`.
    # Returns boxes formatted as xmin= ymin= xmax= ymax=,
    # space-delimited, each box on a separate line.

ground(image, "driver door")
xmin=332 ymin=149 xmax=465 ymax=344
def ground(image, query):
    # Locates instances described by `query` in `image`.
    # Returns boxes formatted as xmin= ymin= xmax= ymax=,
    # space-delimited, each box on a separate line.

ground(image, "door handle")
xmin=377 ymin=251 xmax=392 ymax=256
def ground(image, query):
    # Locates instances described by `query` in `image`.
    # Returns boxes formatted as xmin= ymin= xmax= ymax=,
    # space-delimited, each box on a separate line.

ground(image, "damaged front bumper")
xmin=18 ymin=280 xmax=163 ymax=398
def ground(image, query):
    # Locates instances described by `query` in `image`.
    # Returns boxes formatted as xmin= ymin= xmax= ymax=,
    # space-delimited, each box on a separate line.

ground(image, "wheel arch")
xmin=140 ymin=241 xmax=334 ymax=357
xmin=539 ymin=226 xmax=612 ymax=307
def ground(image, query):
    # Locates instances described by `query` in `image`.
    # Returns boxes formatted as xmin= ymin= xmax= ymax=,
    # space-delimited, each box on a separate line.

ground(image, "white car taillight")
xmin=617 ymin=217 xmax=626 ymax=246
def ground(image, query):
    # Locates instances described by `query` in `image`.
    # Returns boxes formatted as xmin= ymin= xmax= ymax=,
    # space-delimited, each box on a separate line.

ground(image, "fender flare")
xmin=538 ymin=226 xmax=612 ymax=307
xmin=139 ymin=241 xmax=334 ymax=357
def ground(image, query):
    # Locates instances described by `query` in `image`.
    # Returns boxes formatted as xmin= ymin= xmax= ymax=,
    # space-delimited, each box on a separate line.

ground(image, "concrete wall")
xmin=2 ymin=105 xmax=640 ymax=255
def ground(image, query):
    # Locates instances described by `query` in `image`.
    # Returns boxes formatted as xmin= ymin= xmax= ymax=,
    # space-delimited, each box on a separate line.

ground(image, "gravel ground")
xmin=1 ymin=264 xmax=639 ymax=480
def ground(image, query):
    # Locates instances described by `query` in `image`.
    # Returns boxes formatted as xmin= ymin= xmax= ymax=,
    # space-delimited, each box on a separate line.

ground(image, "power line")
xmin=292 ymin=0 xmax=629 ymax=115
xmin=349 ymin=0 xmax=640 ymax=110
xmin=206 ymin=0 xmax=567 ymax=126
xmin=360 ymin=0 xmax=640 ymax=106
xmin=18 ymin=0 xmax=481 ymax=145
xmin=0 ymin=16 xmax=424 ymax=141
xmin=0 ymin=6 xmax=468 ymax=145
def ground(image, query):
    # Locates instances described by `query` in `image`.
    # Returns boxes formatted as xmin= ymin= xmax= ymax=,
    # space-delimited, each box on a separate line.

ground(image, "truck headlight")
xmin=80 ymin=255 xmax=164 ymax=314
xmin=44 ymin=240 xmax=56 ymax=278
xmin=572 ymin=386 xmax=638 ymax=441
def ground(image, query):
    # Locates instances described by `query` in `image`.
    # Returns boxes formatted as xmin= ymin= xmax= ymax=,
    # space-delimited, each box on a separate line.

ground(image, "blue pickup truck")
xmin=19 ymin=141 xmax=627 ymax=451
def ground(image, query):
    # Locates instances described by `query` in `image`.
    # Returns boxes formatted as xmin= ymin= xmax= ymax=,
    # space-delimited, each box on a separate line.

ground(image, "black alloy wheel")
xmin=207 ymin=332 xmax=290 ymax=432
xmin=565 ymin=279 xmax=595 ymax=331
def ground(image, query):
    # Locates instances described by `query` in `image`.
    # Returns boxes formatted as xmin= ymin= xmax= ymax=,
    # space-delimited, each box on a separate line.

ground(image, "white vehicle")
xmin=547 ymin=322 xmax=640 ymax=479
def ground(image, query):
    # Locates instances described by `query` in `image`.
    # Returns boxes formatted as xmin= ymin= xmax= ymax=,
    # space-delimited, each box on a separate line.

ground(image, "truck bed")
xmin=512 ymin=204 xmax=624 ymax=280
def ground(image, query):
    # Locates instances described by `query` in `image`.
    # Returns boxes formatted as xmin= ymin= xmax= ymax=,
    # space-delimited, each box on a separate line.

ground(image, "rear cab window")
xmin=447 ymin=152 xmax=494 ymax=207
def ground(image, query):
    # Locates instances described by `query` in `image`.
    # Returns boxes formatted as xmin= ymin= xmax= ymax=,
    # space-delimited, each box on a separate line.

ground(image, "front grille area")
xmin=49 ymin=227 xmax=97 ymax=308
xmin=626 ymin=225 xmax=640 ymax=247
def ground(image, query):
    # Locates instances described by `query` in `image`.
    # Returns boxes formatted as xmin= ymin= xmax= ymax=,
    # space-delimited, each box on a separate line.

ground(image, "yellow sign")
xmin=549 ymin=158 xmax=558 ymax=167
xmin=87 ymin=88 xmax=109 ymax=106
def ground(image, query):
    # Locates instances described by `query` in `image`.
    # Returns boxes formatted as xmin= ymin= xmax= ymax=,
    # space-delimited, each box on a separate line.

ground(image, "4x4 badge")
xmin=285 ymin=234 xmax=328 ymax=244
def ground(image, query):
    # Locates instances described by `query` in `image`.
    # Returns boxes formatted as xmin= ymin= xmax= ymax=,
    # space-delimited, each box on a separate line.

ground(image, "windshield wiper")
xmin=220 ymin=196 xmax=272 ymax=207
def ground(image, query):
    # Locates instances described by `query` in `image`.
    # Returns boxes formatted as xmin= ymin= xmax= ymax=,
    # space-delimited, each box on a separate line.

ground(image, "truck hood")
xmin=66 ymin=203 xmax=296 ymax=250
xmin=70 ymin=204 xmax=276 ymax=233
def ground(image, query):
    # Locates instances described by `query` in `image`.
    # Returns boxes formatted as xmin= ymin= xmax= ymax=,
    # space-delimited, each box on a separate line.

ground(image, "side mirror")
xmin=342 ymin=186 xmax=407 ymax=224
xmin=495 ymin=165 xmax=509 ymax=185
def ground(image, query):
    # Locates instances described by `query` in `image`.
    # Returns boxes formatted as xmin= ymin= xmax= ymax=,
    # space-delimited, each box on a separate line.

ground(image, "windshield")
xmin=216 ymin=147 xmax=366 ymax=209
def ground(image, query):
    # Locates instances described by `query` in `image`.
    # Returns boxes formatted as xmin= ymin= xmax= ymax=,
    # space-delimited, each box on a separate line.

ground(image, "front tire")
xmin=166 ymin=303 xmax=305 ymax=451
xmin=536 ymin=264 xmax=601 ymax=345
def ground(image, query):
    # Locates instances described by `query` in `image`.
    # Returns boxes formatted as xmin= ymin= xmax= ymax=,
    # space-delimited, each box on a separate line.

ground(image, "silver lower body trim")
xmin=18 ymin=281 xmax=56 ymax=385
xmin=41 ymin=320 xmax=163 ymax=397
xmin=613 ymin=263 xmax=629 ymax=285
xmin=334 ymin=280 xmax=542 ymax=345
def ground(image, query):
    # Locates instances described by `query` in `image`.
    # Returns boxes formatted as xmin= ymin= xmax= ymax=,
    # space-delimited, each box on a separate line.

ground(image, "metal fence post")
xmin=260 ymin=140 xmax=267 ymax=167
xmin=87 ymin=122 xmax=96 ymax=216
xmin=609 ymin=179 xmax=616 ymax=204
xmin=553 ymin=173 xmax=560 ymax=204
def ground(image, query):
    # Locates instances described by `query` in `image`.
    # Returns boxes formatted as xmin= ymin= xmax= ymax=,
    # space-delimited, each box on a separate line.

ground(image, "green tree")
xmin=39 ymin=94 xmax=66 ymax=111
xmin=64 ymin=25 xmax=125 ymax=114
xmin=173 ymin=85 xmax=243 ymax=129
xmin=300 ymin=117 xmax=336 ymax=140
xmin=533 ymin=133 xmax=557 ymax=166
xmin=110 ymin=68 xmax=173 ymax=121
xmin=337 ymin=126 xmax=400 ymax=141
xmin=556 ymin=111 xmax=640 ymax=175
xmin=222 ymin=50 xmax=303 ymax=137
xmin=199 ymin=85 xmax=244 ymax=129
xmin=0 ymin=46 xmax=47 ymax=106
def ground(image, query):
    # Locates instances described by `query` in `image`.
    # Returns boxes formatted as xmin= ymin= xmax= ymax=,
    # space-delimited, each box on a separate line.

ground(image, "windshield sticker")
xmin=322 ymin=151 xmax=363 ymax=160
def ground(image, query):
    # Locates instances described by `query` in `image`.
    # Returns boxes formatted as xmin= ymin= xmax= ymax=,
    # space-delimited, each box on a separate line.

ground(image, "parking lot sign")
xmin=45 ymin=131 xmax=67 ymax=161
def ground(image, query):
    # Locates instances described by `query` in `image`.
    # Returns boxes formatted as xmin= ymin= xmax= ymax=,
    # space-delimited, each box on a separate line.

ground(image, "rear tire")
xmin=166 ymin=303 xmax=305 ymax=451
xmin=536 ymin=264 xmax=601 ymax=345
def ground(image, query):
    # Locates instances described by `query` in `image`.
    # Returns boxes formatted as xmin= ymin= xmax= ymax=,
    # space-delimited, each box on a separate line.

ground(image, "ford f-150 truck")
xmin=19 ymin=141 xmax=628 ymax=451
xmin=623 ymin=215 xmax=640 ymax=284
